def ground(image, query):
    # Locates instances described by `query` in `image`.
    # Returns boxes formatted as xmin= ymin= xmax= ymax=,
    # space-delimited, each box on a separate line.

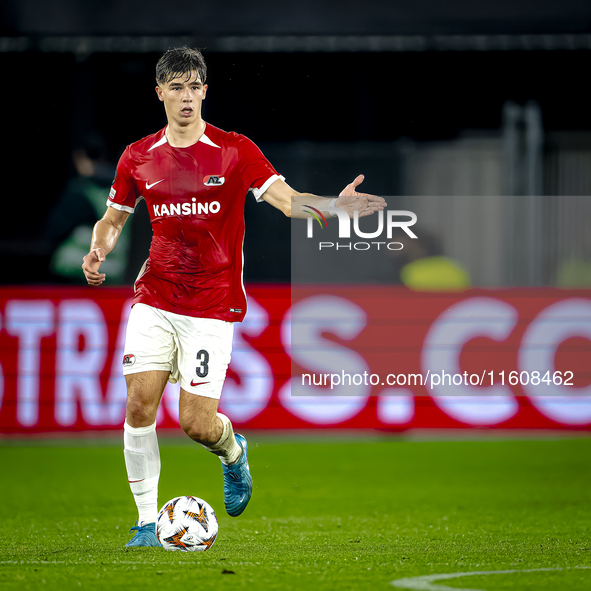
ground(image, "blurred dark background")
xmin=2 ymin=0 xmax=591 ymax=286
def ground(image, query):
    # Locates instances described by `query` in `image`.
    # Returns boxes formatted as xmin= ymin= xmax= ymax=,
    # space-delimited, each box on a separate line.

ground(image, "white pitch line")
xmin=390 ymin=566 xmax=591 ymax=591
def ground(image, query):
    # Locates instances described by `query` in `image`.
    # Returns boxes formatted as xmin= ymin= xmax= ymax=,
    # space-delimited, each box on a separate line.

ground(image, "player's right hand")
xmin=337 ymin=174 xmax=387 ymax=218
xmin=82 ymin=248 xmax=107 ymax=286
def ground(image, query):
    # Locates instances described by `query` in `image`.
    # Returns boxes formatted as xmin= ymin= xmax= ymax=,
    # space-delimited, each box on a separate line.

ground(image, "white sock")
xmin=203 ymin=413 xmax=242 ymax=465
xmin=124 ymin=420 xmax=160 ymax=525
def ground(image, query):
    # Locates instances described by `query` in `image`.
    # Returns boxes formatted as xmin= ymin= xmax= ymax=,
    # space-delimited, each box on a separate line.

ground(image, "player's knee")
xmin=126 ymin=393 xmax=157 ymax=426
xmin=180 ymin=417 xmax=216 ymax=445
xmin=124 ymin=374 xmax=166 ymax=427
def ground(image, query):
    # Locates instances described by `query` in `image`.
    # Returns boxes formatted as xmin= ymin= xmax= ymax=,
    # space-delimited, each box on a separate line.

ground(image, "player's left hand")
xmin=336 ymin=175 xmax=387 ymax=218
xmin=82 ymin=248 xmax=107 ymax=286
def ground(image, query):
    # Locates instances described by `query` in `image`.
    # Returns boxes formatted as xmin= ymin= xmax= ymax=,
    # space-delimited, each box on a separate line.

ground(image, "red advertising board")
xmin=0 ymin=286 xmax=590 ymax=433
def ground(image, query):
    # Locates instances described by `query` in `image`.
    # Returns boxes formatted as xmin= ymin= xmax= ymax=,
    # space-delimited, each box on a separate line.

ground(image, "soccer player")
xmin=82 ymin=46 xmax=385 ymax=547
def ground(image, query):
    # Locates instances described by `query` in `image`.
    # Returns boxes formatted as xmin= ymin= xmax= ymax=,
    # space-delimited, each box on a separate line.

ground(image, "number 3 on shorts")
xmin=196 ymin=349 xmax=209 ymax=378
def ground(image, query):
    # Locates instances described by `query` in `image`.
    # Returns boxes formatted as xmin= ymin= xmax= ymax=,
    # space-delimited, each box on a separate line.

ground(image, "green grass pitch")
xmin=0 ymin=434 xmax=590 ymax=590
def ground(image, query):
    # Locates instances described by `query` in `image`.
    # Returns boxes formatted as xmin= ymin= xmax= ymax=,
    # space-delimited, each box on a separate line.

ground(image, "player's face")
xmin=156 ymin=71 xmax=207 ymax=125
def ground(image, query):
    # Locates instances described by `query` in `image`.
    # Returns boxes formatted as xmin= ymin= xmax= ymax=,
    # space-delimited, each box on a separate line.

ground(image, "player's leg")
xmin=124 ymin=370 xmax=168 ymax=539
xmin=178 ymin=392 xmax=241 ymax=461
xmin=121 ymin=304 xmax=177 ymax=547
xmin=174 ymin=315 xmax=252 ymax=516
xmin=177 ymin=391 xmax=220 ymax=442
xmin=178 ymin=390 xmax=252 ymax=517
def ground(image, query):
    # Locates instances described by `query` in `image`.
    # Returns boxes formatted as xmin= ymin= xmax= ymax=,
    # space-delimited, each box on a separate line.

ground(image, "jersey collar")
xmin=148 ymin=124 xmax=221 ymax=151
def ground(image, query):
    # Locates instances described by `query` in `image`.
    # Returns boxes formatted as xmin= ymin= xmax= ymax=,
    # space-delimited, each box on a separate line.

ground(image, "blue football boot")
xmin=125 ymin=521 xmax=161 ymax=547
xmin=222 ymin=433 xmax=252 ymax=517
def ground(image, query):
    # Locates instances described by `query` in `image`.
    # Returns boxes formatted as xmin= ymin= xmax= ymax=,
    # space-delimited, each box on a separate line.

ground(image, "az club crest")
xmin=203 ymin=175 xmax=225 ymax=186
xmin=123 ymin=354 xmax=136 ymax=367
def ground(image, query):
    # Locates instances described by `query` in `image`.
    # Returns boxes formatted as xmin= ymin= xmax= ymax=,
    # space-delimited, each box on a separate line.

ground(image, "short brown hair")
xmin=156 ymin=46 xmax=207 ymax=86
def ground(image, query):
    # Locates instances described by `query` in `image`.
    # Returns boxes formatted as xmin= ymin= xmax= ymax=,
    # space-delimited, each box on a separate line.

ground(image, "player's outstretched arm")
xmin=261 ymin=175 xmax=386 ymax=219
xmin=82 ymin=207 xmax=129 ymax=286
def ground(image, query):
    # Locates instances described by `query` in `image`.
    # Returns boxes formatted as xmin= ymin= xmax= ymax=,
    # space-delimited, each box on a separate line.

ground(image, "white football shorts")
xmin=122 ymin=303 xmax=234 ymax=399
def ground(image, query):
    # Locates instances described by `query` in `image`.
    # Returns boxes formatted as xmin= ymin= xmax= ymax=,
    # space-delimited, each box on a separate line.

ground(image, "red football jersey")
xmin=107 ymin=123 xmax=283 ymax=322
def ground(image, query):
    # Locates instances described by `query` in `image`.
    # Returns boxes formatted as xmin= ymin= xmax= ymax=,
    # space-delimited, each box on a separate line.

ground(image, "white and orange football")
xmin=156 ymin=496 xmax=218 ymax=552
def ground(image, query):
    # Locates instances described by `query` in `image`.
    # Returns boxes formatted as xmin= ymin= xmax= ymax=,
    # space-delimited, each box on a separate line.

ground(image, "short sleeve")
xmin=239 ymin=137 xmax=285 ymax=202
xmin=106 ymin=147 xmax=141 ymax=213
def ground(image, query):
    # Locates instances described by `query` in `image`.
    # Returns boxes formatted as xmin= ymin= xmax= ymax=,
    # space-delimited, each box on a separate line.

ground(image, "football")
xmin=156 ymin=496 xmax=218 ymax=552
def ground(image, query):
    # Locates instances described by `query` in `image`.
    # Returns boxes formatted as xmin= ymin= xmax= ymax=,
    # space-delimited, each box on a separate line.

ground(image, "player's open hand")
xmin=82 ymin=248 xmax=107 ymax=286
xmin=336 ymin=175 xmax=387 ymax=218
